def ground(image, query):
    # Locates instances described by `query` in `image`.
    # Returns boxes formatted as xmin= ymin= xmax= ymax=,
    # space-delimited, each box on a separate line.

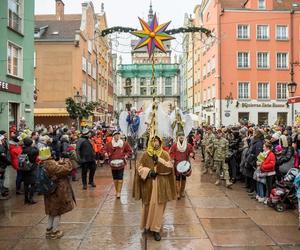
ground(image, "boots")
xmin=180 ymin=180 xmax=186 ymax=198
xmin=226 ymin=179 xmax=233 ymax=188
xmin=209 ymin=168 xmax=213 ymax=175
xmin=176 ymin=181 xmax=181 ymax=200
xmin=116 ymin=180 xmax=123 ymax=199
xmin=215 ymin=179 xmax=220 ymax=186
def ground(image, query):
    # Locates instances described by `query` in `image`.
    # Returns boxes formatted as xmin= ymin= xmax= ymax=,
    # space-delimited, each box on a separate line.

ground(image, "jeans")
xmin=81 ymin=161 xmax=96 ymax=185
xmin=16 ymin=170 xmax=23 ymax=191
xmin=256 ymin=182 xmax=265 ymax=198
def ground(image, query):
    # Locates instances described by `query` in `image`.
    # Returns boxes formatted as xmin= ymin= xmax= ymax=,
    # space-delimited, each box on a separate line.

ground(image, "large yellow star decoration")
xmin=132 ymin=13 xmax=174 ymax=58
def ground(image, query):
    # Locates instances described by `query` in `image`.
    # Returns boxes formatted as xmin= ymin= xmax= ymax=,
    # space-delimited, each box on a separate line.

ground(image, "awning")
xmin=34 ymin=108 xmax=69 ymax=117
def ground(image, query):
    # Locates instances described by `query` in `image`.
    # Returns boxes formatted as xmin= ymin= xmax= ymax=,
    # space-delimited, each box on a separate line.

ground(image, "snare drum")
xmin=110 ymin=159 xmax=124 ymax=168
xmin=176 ymin=161 xmax=192 ymax=176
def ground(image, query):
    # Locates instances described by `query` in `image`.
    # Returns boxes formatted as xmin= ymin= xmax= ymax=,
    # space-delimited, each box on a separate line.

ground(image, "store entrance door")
xmin=9 ymin=103 xmax=19 ymax=129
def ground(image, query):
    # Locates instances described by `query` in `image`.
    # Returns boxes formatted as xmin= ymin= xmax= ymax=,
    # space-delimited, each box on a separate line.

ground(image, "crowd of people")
xmin=1 ymin=121 xmax=300 ymax=240
xmin=197 ymin=124 xmax=300 ymax=228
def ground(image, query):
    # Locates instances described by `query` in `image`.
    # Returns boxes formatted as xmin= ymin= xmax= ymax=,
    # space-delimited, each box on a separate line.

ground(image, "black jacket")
xmin=60 ymin=138 xmax=70 ymax=159
xmin=245 ymin=137 xmax=264 ymax=177
xmin=0 ymin=141 xmax=10 ymax=171
xmin=22 ymin=146 xmax=39 ymax=185
xmin=276 ymin=146 xmax=294 ymax=166
xmin=76 ymin=137 xmax=95 ymax=164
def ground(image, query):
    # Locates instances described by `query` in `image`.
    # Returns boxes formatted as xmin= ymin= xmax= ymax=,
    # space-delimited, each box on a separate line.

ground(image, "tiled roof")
xmin=221 ymin=0 xmax=248 ymax=9
xmin=35 ymin=19 xmax=81 ymax=41
xmin=273 ymin=0 xmax=300 ymax=10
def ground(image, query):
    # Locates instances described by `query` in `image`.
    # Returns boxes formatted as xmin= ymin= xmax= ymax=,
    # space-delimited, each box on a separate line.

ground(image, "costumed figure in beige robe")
xmin=133 ymin=136 xmax=176 ymax=241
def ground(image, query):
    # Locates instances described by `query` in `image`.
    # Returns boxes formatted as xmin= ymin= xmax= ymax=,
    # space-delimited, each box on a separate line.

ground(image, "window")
xmin=87 ymin=62 xmax=92 ymax=76
xmin=202 ymin=64 xmax=206 ymax=78
xmin=212 ymin=84 xmax=216 ymax=98
xmin=8 ymin=0 xmax=23 ymax=33
xmin=237 ymin=52 xmax=250 ymax=68
xmin=87 ymin=85 xmax=91 ymax=102
xmin=7 ymin=42 xmax=22 ymax=78
xmin=207 ymin=60 xmax=211 ymax=74
xmin=92 ymin=66 xmax=97 ymax=79
xmin=277 ymin=112 xmax=287 ymax=126
xmin=258 ymin=82 xmax=269 ymax=99
xmin=165 ymin=77 xmax=172 ymax=96
xmin=276 ymin=53 xmax=288 ymax=69
xmin=82 ymin=56 xmax=87 ymax=72
xmin=276 ymin=25 xmax=288 ymax=40
xmin=82 ymin=81 xmax=87 ymax=97
xmin=211 ymin=57 xmax=216 ymax=72
xmin=92 ymin=87 xmax=96 ymax=102
xmin=277 ymin=83 xmax=288 ymax=100
xmin=238 ymin=82 xmax=250 ymax=99
xmin=140 ymin=78 xmax=147 ymax=96
xmin=237 ymin=25 xmax=249 ymax=39
xmin=125 ymin=78 xmax=132 ymax=96
xmin=258 ymin=112 xmax=268 ymax=126
xmin=258 ymin=0 xmax=266 ymax=9
xmin=238 ymin=113 xmax=249 ymax=124
xmin=257 ymin=25 xmax=269 ymax=40
xmin=207 ymin=87 xmax=211 ymax=100
xmin=257 ymin=52 xmax=269 ymax=69
xmin=88 ymin=40 xmax=93 ymax=54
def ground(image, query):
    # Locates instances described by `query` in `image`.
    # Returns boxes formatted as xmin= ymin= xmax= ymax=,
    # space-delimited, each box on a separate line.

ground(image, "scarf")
xmin=177 ymin=138 xmax=187 ymax=153
xmin=112 ymin=138 xmax=124 ymax=148
xmin=147 ymin=137 xmax=163 ymax=157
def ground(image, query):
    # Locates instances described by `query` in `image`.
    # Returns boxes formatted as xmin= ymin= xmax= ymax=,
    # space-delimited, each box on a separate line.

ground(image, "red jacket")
xmin=9 ymin=143 xmax=22 ymax=171
xmin=105 ymin=140 xmax=132 ymax=170
xmin=261 ymin=151 xmax=276 ymax=172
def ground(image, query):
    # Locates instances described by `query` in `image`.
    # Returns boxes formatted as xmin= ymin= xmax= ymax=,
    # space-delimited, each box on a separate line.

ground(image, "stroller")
xmin=268 ymin=168 xmax=299 ymax=212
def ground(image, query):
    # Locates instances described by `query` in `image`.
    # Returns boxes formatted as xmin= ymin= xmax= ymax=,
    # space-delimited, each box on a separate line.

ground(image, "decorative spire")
xmin=148 ymin=1 xmax=154 ymax=24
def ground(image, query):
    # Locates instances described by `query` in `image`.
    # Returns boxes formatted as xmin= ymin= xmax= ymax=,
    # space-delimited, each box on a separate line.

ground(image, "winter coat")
xmin=60 ymin=138 xmax=70 ymax=159
xmin=294 ymin=172 xmax=300 ymax=198
xmin=244 ymin=137 xmax=264 ymax=177
xmin=261 ymin=151 xmax=276 ymax=173
xmin=22 ymin=145 xmax=39 ymax=185
xmin=43 ymin=159 xmax=75 ymax=216
xmin=9 ymin=142 xmax=22 ymax=170
xmin=0 ymin=142 xmax=10 ymax=172
xmin=76 ymin=137 xmax=95 ymax=164
xmin=276 ymin=146 xmax=294 ymax=166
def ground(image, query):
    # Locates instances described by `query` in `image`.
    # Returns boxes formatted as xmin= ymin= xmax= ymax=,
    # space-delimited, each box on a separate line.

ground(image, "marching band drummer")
xmin=105 ymin=131 xmax=132 ymax=198
xmin=169 ymin=131 xmax=195 ymax=199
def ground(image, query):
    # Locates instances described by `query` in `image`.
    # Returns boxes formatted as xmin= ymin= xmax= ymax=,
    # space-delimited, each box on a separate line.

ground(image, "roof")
xmin=273 ymin=0 xmax=300 ymax=10
xmin=220 ymin=0 xmax=248 ymax=9
xmin=35 ymin=19 xmax=81 ymax=41
xmin=35 ymin=14 xmax=81 ymax=21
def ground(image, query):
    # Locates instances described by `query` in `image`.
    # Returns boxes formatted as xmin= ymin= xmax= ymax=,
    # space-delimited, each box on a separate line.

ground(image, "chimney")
xmin=55 ymin=0 xmax=64 ymax=21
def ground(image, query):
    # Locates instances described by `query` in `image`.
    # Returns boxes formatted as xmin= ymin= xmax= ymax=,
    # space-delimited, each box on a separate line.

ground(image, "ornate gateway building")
xmin=115 ymin=4 xmax=180 ymax=114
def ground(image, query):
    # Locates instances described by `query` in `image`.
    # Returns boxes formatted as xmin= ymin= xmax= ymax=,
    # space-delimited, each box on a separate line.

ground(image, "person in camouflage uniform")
xmin=213 ymin=129 xmax=233 ymax=188
xmin=202 ymin=127 xmax=215 ymax=175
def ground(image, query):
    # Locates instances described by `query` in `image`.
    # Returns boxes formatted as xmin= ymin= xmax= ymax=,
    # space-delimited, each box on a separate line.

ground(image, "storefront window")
xmin=238 ymin=112 xmax=249 ymax=124
xmin=277 ymin=112 xmax=287 ymax=126
xmin=258 ymin=112 xmax=268 ymax=126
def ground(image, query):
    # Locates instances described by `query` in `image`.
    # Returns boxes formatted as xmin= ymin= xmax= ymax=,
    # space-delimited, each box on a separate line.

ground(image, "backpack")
xmin=18 ymin=154 xmax=32 ymax=171
xmin=35 ymin=166 xmax=57 ymax=195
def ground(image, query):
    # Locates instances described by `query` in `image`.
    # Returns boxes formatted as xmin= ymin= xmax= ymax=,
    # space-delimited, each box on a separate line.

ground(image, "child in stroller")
xmin=268 ymin=168 xmax=298 ymax=212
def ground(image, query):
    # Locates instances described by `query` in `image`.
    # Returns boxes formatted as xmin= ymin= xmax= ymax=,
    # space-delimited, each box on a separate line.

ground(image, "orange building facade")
xmin=34 ymin=1 xmax=113 ymax=126
xmin=198 ymin=0 xmax=300 ymax=126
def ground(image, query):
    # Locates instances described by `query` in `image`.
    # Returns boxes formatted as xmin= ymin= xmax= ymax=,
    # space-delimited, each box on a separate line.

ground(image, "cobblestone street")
xmin=0 ymin=155 xmax=300 ymax=250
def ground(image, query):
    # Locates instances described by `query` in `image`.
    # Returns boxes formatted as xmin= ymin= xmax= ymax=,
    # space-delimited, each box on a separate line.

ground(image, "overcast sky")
xmin=35 ymin=0 xmax=200 ymax=62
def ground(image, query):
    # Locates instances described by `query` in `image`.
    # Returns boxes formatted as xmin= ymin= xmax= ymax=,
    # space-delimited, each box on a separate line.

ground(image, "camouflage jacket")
xmin=213 ymin=137 xmax=229 ymax=161
xmin=203 ymin=133 xmax=215 ymax=155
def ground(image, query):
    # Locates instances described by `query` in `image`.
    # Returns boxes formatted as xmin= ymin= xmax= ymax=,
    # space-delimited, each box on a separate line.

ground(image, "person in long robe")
xmin=133 ymin=136 xmax=176 ymax=241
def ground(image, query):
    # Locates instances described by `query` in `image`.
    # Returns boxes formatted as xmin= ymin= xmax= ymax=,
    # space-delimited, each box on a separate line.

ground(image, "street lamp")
xmin=74 ymin=91 xmax=83 ymax=104
xmin=288 ymin=81 xmax=297 ymax=125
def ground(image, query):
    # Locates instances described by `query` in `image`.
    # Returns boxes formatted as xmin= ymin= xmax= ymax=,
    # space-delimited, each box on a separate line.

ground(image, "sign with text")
xmin=240 ymin=103 xmax=286 ymax=108
xmin=0 ymin=80 xmax=21 ymax=94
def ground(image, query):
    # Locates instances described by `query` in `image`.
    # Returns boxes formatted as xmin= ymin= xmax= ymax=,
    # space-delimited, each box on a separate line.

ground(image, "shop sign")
xmin=240 ymin=103 xmax=285 ymax=108
xmin=0 ymin=80 xmax=21 ymax=94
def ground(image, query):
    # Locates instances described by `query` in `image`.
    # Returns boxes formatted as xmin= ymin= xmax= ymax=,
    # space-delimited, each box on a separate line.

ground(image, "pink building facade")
xmin=199 ymin=0 xmax=300 ymax=126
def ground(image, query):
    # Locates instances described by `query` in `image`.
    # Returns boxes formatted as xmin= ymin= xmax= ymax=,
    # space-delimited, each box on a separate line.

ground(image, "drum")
xmin=176 ymin=161 xmax=192 ymax=176
xmin=110 ymin=159 xmax=124 ymax=168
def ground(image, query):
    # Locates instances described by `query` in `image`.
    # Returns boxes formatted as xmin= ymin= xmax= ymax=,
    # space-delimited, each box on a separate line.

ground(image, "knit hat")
xmin=112 ymin=130 xmax=121 ymax=136
xmin=275 ymin=144 xmax=283 ymax=153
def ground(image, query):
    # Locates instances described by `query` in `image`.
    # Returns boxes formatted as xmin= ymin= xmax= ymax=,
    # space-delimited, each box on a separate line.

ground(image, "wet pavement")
xmin=0 ymin=154 xmax=300 ymax=250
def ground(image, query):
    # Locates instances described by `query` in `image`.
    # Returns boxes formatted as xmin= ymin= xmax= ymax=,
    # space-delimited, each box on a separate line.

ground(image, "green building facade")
xmin=0 ymin=0 xmax=35 ymax=132
xmin=116 ymin=63 xmax=180 ymax=112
